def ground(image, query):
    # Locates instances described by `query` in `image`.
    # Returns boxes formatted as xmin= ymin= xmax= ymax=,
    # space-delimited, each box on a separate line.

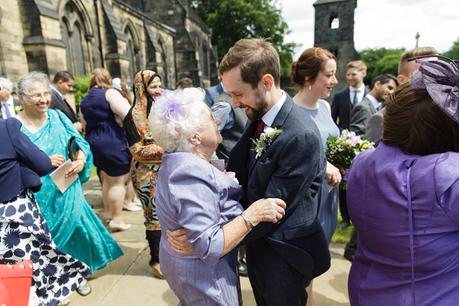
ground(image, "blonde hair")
xmin=346 ymin=60 xmax=367 ymax=72
xmin=90 ymin=68 xmax=112 ymax=89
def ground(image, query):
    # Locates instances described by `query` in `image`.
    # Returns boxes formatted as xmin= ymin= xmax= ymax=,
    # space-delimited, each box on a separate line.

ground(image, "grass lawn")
xmin=331 ymin=213 xmax=353 ymax=244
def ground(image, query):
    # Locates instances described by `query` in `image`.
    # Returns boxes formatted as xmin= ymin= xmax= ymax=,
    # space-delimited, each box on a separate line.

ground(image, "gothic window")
xmin=62 ymin=2 xmax=88 ymax=75
xmin=125 ymin=27 xmax=139 ymax=80
xmin=158 ymin=39 xmax=168 ymax=88
xmin=202 ymin=44 xmax=209 ymax=79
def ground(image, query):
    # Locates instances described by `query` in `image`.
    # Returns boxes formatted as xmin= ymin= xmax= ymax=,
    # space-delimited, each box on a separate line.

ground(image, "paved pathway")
xmin=70 ymin=177 xmax=351 ymax=306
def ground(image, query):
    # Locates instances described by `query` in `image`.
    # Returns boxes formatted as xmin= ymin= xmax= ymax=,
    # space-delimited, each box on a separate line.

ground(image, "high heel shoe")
xmin=108 ymin=221 xmax=131 ymax=232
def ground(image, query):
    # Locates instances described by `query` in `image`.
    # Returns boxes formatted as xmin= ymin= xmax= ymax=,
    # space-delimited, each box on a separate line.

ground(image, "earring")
xmin=308 ymin=84 xmax=312 ymax=91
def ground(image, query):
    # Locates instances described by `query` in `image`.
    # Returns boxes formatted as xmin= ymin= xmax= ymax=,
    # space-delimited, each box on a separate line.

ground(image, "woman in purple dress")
xmin=347 ymin=58 xmax=459 ymax=306
xmin=150 ymin=88 xmax=286 ymax=305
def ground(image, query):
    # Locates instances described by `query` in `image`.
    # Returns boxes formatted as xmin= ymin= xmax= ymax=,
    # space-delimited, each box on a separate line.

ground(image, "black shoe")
xmin=238 ymin=261 xmax=248 ymax=277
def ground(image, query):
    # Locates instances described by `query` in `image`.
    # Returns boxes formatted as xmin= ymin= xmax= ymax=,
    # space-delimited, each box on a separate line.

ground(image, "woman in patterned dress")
xmin=0 ymin=117 xmax=89 ymax=306
xmin=123 ymin=70 xmax=164 ymax=278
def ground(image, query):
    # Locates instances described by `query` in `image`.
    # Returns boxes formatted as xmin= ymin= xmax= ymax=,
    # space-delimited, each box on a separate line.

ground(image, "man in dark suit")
xmin=222 ymin=38 xmax=330 ymax=306
xmin=331 ymin=60 xmax=369 ymax=132
xmin=50 ymin=71 xmax=82 ymax=132
xmin=0 ymin=77 xmax=21 ymax=119
xmin=350 ymin=74 xmax=397 ymax=136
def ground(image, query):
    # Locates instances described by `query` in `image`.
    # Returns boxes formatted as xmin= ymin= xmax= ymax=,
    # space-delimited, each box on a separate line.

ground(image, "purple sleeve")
xmin=169 ymin=168 xmax=225 ymax=265
xmin=434 ymin=153 xmax=459 ymax=223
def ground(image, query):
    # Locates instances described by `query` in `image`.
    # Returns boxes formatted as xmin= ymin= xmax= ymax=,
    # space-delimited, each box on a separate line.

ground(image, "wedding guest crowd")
xmin=1 ymin=35 xmax=457 ymax=306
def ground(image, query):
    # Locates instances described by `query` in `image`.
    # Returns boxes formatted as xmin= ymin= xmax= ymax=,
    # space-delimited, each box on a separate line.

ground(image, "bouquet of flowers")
xmin=326 ymin=129 xmax=374 ymax=170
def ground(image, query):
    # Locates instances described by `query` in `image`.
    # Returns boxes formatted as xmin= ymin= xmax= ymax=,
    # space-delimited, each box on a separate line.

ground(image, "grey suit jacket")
xmin=365 ymin=108 xmax=385 ymax=145
xmin=349 ymin=96 xmax=377 ymax=136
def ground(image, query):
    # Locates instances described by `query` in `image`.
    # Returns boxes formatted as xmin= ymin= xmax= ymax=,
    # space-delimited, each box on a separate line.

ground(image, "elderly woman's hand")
xmin=49 ymin=154 xmax=65 ymax=167
xmin=167 ymin=229 xmax=193 ymax=255
xmin=325 ymin=161 xmax=342 ymax=188
xmin=65 ymin=159 xmax=85 ymax=177
xmin=243 ymin=198 xmax=286 ymax=227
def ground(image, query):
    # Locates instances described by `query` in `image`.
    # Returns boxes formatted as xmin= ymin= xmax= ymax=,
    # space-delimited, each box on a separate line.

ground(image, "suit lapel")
xmin=248 ymin=95 xmax=293 ymax=175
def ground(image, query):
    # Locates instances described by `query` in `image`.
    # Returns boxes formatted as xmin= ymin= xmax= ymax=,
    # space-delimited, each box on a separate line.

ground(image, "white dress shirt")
xmin=261 ymin=91 xmax=286 ymax=130
xmin=349 ymin=84 xmax=366 ymax=105
xmin=365 ymin=94 xmax=381 ymax=112
xmin=1 ymin=96 xmax=17 ymax=118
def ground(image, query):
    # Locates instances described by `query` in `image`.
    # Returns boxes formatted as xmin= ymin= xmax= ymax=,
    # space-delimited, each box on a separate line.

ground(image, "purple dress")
xmin=347 ymin=142 xmax=459 ymax=306
xmin=80 ymin=88 xmax=131 ymax=176
xmin=155 ymin=152 xmax=244 ymax=306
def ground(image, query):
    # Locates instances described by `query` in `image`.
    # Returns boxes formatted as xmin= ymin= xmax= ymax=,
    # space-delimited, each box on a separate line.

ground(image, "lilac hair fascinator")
xmin=411 ymin=57 xmax=459 ymax=123
xmin=155 ymin=90 xmax=188 ymax=122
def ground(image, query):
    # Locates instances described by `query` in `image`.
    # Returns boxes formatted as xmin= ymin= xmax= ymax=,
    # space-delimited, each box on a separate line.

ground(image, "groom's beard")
xmin=246 ymin=89 xmax=269 ymax=121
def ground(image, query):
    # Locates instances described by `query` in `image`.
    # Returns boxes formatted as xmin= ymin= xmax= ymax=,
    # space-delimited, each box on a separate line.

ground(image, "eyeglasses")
xmin=25 ymin=91 xmax=51 ymax=101
xmin=408 ymin=54 xmax=459 ymax=68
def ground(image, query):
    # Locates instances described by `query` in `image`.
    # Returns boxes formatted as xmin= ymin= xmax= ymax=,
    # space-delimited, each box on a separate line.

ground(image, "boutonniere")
xmin=252 ymin=127 xmax=283 ymax=158
xmin=14 ymin=105 xmax=22 ymax=114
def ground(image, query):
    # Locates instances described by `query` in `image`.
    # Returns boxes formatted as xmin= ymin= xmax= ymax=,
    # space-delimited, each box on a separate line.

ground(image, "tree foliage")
xmin=190 ymin=0 xmax=297 ymax=77
xmin=444 ymin=38 xmax=459 ymax=59
xmin=359 ymin=48 xmax=405 ymax=85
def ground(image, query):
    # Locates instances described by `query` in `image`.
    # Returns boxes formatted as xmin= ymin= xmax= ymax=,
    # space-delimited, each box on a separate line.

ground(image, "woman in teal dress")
xmin=16 ymin=71 xmax=123 ymax=295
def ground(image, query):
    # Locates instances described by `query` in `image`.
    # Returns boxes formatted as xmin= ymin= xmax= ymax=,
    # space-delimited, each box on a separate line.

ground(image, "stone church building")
xmin=0 ymin=0 xmax=218 ymax=88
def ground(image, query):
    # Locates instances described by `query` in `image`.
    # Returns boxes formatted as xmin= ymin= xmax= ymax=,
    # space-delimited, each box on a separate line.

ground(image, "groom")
xmin=222 ymin=38 xmax=330 ymax=306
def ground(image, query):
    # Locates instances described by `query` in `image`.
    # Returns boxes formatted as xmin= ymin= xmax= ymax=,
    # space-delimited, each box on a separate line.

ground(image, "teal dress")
xmin=21 ymin=109 xmax=123 ymax=273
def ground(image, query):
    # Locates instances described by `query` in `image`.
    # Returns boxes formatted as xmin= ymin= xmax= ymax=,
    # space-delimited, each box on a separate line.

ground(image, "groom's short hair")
xmin=219 ymin=38 xmax=280 ymax=89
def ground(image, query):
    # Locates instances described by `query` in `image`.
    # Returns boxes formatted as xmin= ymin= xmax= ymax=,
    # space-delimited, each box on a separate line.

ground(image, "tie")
xmin=352 ymin=90 xmax=359 ymax=107
xmin=2 ymin=103 xmax=12 ymax=118
xmin=255 ymin=119 xmax=265 ymax=139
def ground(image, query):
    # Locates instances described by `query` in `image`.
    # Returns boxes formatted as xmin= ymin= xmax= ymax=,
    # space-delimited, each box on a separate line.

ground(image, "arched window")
xmin=62 ymin=2 xmax=88 ymax=75
xmin=330 ymin=15 xmax=339 ymax=29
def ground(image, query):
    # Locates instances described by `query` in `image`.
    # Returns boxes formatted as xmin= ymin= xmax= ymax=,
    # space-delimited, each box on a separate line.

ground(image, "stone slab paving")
xmin=70 ymin=177 xmax=350 ymax=306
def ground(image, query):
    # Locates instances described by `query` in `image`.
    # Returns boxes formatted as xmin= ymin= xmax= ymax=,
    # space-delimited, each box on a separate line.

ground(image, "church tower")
xmin=313 ymin=0 xmax=360 ymax=93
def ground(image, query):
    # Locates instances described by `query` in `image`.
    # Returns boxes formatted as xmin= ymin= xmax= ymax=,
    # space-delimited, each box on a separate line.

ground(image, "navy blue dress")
xmin=80 ymin=88 xmax=131 ymax=176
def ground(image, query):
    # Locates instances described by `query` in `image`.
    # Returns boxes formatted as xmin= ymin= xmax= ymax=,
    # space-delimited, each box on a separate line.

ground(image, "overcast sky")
xmin=281 ymin=0 xmax=459 ymax=59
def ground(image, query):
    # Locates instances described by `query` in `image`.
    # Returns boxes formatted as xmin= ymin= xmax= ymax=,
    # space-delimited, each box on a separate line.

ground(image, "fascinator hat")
xmin=410 ymin=55 xmax=459 ymax=123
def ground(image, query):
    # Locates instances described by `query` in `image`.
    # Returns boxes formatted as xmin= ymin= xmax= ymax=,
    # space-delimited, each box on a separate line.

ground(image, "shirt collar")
xmin=349 ymin=84 xmax=365 ymax=92
xmin=51 ymin=85 xmax=64 ymax=99
xmin=1 ymin=95 xmax=14 ymax=106
xmin=366 ymin=93 xmax=381 ymax=110
xmin=261 ymin=91 xmax=286 ymax=127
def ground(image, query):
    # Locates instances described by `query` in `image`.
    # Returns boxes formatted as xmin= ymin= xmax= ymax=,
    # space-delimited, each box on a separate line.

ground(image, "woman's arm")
xmin=168 ymin=198 xmax=286 ymax=257
xmin=220 ymin=198 xmax=286 ymax=256
xmin=106 ymin=88 xmax=131 ymax=121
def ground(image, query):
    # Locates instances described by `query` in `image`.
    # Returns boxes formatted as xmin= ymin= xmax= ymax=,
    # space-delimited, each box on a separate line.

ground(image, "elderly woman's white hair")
xmin=16 ymin=71 xmax=51 ymax=96
xmin=149 ymin=88 xmax=208 ymax=152
xmin=0 ymin=77 xmax=13 ymax=93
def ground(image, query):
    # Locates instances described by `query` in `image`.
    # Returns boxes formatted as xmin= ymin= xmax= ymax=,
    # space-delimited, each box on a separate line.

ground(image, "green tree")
xmin=190 ymin=0 xmax=297 ymax=78
xmin=359 ymin=48 xmax=405 ymax=85
xmin=73 ymin=74 xmax=91 ymax=109
xmin=444 ymin=38 xmax=459 ymax=59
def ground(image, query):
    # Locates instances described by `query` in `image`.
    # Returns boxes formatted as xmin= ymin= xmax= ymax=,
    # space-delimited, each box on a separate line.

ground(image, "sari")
xmin=21 ymin=109 xmax=123 ymax=273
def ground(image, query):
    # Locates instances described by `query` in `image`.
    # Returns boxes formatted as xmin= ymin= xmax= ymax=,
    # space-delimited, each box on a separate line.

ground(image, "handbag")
xmin=0 ymin=260 xmax=33 ymax=306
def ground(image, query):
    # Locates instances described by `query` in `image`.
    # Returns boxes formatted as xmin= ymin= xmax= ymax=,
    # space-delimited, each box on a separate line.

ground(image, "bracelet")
xmin=76 ymin=158 xmax=86 ymax=164
xmin=240 ymin=213 xmax=256 ymax=230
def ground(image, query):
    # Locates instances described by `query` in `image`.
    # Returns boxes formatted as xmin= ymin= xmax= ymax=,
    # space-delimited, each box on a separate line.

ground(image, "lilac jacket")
xmin=348 ymin=142 xmax=459 ymax=306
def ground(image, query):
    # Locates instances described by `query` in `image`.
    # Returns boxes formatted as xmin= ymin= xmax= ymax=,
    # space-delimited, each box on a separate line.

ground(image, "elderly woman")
xmin=0 ymin=117 xmax=89 ymax=305
xmin=347 ymin=58 xmax=459 ymax=306
xmin=150 ymin=88 xmax=286 ymax=305
xmin=15 ymin=71 xmax=123 ymax=295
